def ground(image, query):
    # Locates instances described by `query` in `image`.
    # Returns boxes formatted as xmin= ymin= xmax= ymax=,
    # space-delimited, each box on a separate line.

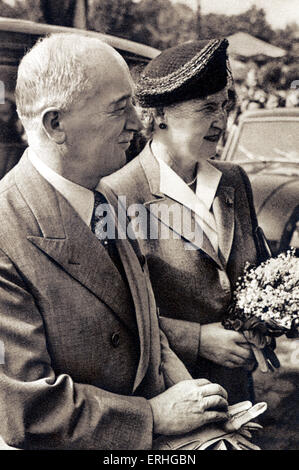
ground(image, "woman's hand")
xmin=199 ymin=322 xmax=255 ymax=369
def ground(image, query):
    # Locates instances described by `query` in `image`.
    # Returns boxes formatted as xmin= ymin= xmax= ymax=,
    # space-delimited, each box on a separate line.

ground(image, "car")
xmin=221 ymin=108 xmax=299 ymax=256
xmin=0 ymin=17 xmax=159 ymax=179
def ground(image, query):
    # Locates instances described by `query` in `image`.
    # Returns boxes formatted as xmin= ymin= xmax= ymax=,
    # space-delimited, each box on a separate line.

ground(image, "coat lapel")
xmin=116 ymin=237 xmax=151 ymax=392
xmin=212 ymin=185 xmax=235 ymax=266
xmin=140 ymin=146 xmax=223 ymax=268
xmin=99 ymin=186 xmax=152 ymax=392
xmin=14 ymin=152 xmax=137 ymax=334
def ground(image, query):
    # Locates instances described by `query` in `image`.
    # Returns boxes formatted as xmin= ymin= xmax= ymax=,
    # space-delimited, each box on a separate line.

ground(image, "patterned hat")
xmin=136 ymin=38 xmax=230 ymax=108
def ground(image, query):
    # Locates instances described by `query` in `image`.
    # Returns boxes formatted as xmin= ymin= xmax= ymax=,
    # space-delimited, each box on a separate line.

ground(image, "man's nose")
xmin=126 ymin=103 xmax=143 ymax=132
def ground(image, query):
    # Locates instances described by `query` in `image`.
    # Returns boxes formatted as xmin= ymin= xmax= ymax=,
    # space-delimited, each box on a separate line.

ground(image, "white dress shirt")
xmin=151 ymin=142 xmax=222 ymax=252
xmin=28 ymin=148 xmax=97 ymax=227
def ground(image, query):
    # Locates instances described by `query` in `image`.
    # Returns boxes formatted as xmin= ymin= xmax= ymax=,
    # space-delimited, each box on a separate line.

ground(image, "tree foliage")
xmin=257 ymin=62 xmax=284 ymax=90
xmin=88 ymin=0 xmax=197 ymax=49
xmin=131 ymin=0 xmax=197 ymax=48
xmin=0 ymin=0 xmax=297 ymax=55
xmin=0 ymin=0 xmax=43 ymax=22
xmin=88 ymin=0 xmax=136 ymax=38
xmin=199 ymin=6 xmax=275 ymax=42
xmin=88 ymin=1 xmax=298 ymax=52
xmin=271 ymin=23 xmax=299 ymax=52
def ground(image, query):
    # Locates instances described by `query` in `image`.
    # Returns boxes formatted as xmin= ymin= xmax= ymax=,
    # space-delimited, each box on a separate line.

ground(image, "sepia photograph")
xmin=0 ymin=0 xmax=298 ymax=456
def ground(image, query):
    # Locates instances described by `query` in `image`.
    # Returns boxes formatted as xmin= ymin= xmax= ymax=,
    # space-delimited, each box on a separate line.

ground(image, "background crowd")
xmin=230 ymin=63 xmax=299 ymax=124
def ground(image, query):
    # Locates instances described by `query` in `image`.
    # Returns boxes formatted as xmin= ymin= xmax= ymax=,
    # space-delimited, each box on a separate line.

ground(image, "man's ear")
xmin=42 ymin=108 xmax=66 ymax=144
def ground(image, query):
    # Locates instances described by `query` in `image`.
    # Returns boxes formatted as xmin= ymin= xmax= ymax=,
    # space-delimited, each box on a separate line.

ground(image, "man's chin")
xmin=118 ymin=141 xmax=131 ymax=150
xmin=105 ymin=157 xmax=127 ymax=177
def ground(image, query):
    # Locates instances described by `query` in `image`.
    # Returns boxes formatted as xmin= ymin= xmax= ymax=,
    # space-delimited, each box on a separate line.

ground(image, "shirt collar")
xmin=151 ymin=141 xmax=222 ymax=211
xmin=196 ymin=160 xmax=222 ymax=211
xmin=28 ymin=147 xmax=95 ymax=226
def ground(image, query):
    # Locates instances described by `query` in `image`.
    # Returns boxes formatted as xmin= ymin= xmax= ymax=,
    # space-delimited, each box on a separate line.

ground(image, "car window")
xmin=232 ymin=120 xmax=299 ymax=164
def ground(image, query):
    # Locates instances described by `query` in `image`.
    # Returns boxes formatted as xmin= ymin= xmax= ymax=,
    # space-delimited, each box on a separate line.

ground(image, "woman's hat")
xmin=136 ymin=38 xmax=230 ymax=108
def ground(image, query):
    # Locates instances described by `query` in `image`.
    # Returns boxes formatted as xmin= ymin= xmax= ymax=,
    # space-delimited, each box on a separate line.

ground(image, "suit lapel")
xmin=98 ymin=186 xmax=152 ymax=392
xmin=116 ymin=237 xmax=151 ymax=392
xmin=140 ymin=147 xmax=223 ymax=268
xmin=15 ymin=152 xmax=137 ymax=334
xmin=212 ymin=185 xmax=235 ymax=266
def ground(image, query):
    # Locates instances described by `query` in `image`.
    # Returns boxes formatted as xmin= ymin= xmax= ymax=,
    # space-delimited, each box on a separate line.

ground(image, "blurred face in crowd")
xmin=254 ymin=89 xmax=267 ymax=104
xmin=247 ymin=101 xmax=263 ymax=111
xmin=246 ymin=68 xmax=258 ymax=89
xmin=265 ymin=94 xmax=280 ymax=109
xmin=286 ymin=90 xmax=299 ymax=108
xmin=160 ymin=87 xmax=229 ymax=165
xmin=60 ymin=52 xmax=142 ymax=188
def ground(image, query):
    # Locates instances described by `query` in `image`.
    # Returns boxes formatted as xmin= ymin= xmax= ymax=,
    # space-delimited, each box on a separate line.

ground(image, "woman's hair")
xmin=140 ymin=106 xmax=164 ymax=140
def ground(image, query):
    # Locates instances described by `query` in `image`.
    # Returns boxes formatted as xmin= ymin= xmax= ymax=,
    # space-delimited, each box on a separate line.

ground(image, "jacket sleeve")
xmin=0 ymin=250 xmax=154 ymax=450
xmin=158 ymin=327 xmax=193 ymax=387
xmin=158 ymin=315 xmax=202 ymax=369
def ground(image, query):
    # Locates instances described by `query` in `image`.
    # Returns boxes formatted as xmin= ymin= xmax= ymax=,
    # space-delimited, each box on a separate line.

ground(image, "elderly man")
xmin=0 ymin=34 xmax=229 ymax=450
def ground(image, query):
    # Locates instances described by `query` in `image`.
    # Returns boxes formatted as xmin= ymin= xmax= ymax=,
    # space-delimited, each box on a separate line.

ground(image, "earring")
xmin=159 ymin=123 xmax=167 ymax=129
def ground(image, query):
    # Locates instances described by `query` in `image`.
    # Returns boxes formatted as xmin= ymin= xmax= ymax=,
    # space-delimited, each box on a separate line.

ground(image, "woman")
xmin=101 ymin=39 xmax=263 ymax=404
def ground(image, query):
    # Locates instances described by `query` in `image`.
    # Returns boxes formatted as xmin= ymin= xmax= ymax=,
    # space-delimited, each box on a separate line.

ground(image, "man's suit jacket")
xmin=101 ymin=143 xmax=260 ymax=404
xmin=0 ymin=151 xmax=190 ymax=450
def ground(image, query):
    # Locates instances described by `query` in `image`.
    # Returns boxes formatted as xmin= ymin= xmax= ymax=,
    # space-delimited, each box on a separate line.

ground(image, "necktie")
xmin=91 ymin=191 xmax=112 ymax=243
xmin=91 ymin=191 xmax=127 ymax=280
xmin=92 ymin=194 xmax=139 ymax=340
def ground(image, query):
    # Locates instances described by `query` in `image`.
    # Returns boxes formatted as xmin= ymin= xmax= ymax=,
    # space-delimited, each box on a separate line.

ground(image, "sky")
xmin=171 ymin=0 xmax=299 ymax=29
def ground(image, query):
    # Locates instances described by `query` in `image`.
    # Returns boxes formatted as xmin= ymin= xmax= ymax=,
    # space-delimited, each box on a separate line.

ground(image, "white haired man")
xmin=0 ymin=34 xmax=229 ymax=450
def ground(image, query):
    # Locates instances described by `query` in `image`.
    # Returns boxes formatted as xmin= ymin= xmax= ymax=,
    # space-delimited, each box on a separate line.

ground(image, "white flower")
xmin=231 ymin=250 xmax=299 ymax=331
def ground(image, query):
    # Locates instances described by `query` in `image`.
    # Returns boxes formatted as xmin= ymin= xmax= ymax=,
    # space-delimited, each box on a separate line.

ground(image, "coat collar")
xmin=140 ymin=142 xmax=162 ymax=199
xmin=14 ymin=152 xmax=134 ymax=326
xmin=139 ymin=143 xmax=235 ymax=267
xmin=14 ymin=152 xmax=150 ymax=389
xmin=28 ymin=147 xmax=94 ymax=227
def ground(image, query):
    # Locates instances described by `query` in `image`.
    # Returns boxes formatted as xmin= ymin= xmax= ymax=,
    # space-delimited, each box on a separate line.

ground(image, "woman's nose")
xmin=213 ymin=108 xmax=227 ymax=128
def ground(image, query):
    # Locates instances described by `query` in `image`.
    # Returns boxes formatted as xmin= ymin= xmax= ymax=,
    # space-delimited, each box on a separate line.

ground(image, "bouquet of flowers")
xmin=223 ymin=249 xmax=299 ymax=373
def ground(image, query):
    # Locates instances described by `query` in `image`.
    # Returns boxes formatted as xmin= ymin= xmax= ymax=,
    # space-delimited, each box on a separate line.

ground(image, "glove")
xmin=153 ymin=401 xmax=267 ymax=451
